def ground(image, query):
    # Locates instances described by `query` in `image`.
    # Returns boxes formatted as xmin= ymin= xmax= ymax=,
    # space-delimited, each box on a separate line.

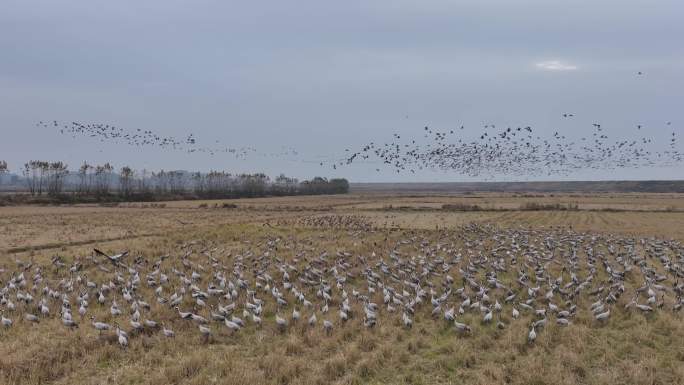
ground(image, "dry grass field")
xmin=1 ymin=193 xmax=684 ymax=385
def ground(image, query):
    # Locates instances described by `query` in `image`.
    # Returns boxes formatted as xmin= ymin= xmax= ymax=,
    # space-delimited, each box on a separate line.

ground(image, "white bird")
xmin=444 ymin=307 xmax=455 ymax=322
xmin=162 ymin=325 xmax=175 ymax=337
xmin=483 ymin=310 xmax=493 ymax=323
xmin=130 ymin=319 xmax=143 ymax=331
xmin=275 ymin=314 xmax=288 ymax=331
xmin=211 ymin=309 xmax=226 ymax=321
xmin=110 ymin=302 xmax=122 ymax=317
xmin=454 ymin=321 xmax=471 ymax=333
xmin=116 ymin=326 xmax=128 ymax=347
xmin=190 ymin=313 xmax=208 ymax=324
xmin=556 ymin=318 xmax=570 ymax=326
xmin=225 ymin=319 xmax=241 ymax=332
xmin=528 ymin=324 xmax=537 ymax=343
xmin=91 ymin=317 xmax=111 ymax=333
xmin=231 ymin=316 xmax=245 ymax=327
xmin=595 ymin=308 xmax=611 ymax=321
xmin=323 ymin=320 xmax=333 ymax=335
xmin=251 ymin=313 xmax=262 ymax=326
xmin=198 ymin=324 xmax=212 ymax=339
xmin=402 ymin=312 xmax=412 ymax=328
xmin=62 ymin=317 xmax=78 ymax=328
xmin=176 ymin=307 xmax=192 ymax=319
xmin=534 ymin=318 xmax=547 ymax=329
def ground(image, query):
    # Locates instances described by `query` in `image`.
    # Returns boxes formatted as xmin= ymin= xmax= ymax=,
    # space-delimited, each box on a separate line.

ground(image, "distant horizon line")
xmin=350 ymin=179 xmax=684 ymax=184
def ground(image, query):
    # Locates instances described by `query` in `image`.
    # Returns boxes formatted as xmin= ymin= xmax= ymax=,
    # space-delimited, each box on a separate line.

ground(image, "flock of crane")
xmin=1 ymin=223 xmax=683 ymax=349
xmin=38 ymin=116 xmax=681 ymax=178
xmin=36 ymin=120 xmax=300 ymax=159
xmin=273 ymin=214 xmax=375 ymax=232
xmin=36 ymin=120 xmax=259 ymax=159
xmin=339 ymin=122 xmax=682 ymax=177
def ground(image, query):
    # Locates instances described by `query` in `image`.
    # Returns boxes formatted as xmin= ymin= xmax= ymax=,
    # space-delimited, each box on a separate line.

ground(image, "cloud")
xmin=535 ymin=60 xmax=578 ymax=71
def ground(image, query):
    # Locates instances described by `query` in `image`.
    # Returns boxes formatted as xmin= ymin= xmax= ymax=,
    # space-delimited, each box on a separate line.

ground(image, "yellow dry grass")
xmin=1 ymin=193 xmax=684 ymax=385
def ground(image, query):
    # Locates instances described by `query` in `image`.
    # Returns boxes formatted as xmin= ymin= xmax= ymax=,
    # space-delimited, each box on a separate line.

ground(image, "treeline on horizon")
xmin=0 ymin=160 xmax=349 ymax=203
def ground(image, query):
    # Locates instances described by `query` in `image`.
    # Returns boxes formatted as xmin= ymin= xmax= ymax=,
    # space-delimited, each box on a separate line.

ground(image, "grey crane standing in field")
xmin=0 ymin=225 xmax=683 ymax=350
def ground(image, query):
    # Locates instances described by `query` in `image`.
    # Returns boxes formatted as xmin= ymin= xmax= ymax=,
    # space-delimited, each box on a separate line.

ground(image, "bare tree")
xmin=38 ymin=161 xmax=49 ymax=195
xmin=192 ymin=172 xmax=205 ymax=195
xmin=0 ymin=160 xmax=7 ymax=188
xmin=77 ymin=162 xmax=94 ymax=195
xmin=46 ymin=161 xmax=68 ymax=196
xmin=119 ymin=166 xmax=134 ymax=197
xmin=94 ymin=163 xmax=114 ymax=195
xmin=273 ymin=174 xmax=298 ymax=196
xmin=153 ymin=170 xmax=168 ymax=194
xmin=13 ymin=158 xmax=348 ymax=200
xmin=167 ymin=171 xmax=185 ymax=194
xmin=23 ymin=161 xmax=44 ymax=195
xmin=23 ymin=163 xmax=33 ymax=195
xmin=329 ymin=178 xmax=350 ymax=194
xmin=137 ymin=168 xmax=151 ymax=194
xmin=240 ymin=173 xmax=269 ymax=197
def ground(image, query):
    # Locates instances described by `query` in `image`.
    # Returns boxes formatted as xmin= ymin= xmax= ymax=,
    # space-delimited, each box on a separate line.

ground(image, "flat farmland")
xmin=1 ymin=193 xmax=684 ymax=385
xmin=3 ymin=193 xmax=684 ymax=253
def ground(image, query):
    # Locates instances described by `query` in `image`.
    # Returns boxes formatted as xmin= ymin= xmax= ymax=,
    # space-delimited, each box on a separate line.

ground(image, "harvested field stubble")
xmin=1 ymin=193 xmax=684 ymax=385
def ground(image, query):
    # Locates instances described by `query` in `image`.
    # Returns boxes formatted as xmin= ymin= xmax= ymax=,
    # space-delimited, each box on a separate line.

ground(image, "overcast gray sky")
xmin=1 ymin=0 xmax=682 ymax=182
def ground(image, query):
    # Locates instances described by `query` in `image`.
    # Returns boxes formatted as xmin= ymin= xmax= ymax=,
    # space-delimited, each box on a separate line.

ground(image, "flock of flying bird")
xmin=36 ymin=120 xmax=259 ymax=159
xmin=1 ymin=223 xmax=683 ymax=348
xmin=336 ymin=120 xmax=682 ymax=177
xmin=38 ymin=116 xmax=681 ymax=178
